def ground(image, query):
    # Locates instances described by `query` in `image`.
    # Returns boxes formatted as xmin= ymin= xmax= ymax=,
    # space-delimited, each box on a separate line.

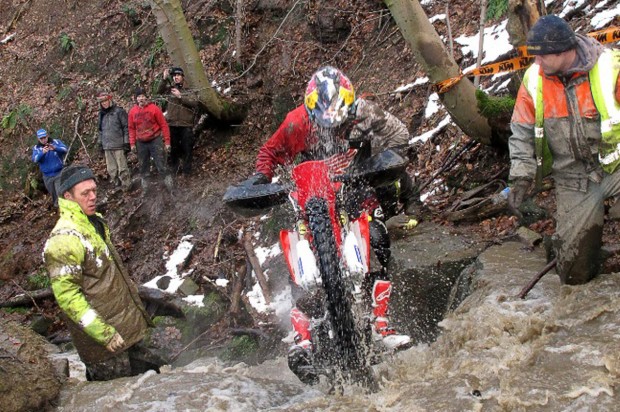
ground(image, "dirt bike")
xmin=223 ymin=150 xmax=407 ymax=389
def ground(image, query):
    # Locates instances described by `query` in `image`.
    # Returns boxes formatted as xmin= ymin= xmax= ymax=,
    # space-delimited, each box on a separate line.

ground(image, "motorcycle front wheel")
xmin=306 ymin=197 xmax=377 ymax=390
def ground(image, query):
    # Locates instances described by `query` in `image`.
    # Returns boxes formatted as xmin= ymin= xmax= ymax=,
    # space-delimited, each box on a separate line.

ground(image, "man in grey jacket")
xmin=97 ymin=90 xmax=131 ymax=190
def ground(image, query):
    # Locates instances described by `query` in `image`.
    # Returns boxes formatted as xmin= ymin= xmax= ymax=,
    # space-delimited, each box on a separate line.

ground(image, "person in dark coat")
xmin=157 ymin=67 xmax=200 ymax=175
xmin=97 ymin=90 xmax=131 ymax=190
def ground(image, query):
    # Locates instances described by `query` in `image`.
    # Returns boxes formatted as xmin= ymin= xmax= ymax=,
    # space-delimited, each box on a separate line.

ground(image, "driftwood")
xmin=137 ymin=286 xmax=185 ymax=318
xmin=230 ymin=327 xmax=270 ymax=340
xmin=446 ymin=179 xmax=508 ymax=222
xmin=517 ymin=243 xmax=620 ymax=299
xmin=0 ymin=288 xmax=53 ymax=308
xmin=418 ymin=139 xmax=478 ymax=194
xmin=0 ymin=285 xmax=184 ymax=319
xmin=229 ymin=259 xmax=248 ymax=315
xmin=517 ymin=258 xmax=557 ymax=299
xmin=243 ymin=231 xmax=272 ymax=305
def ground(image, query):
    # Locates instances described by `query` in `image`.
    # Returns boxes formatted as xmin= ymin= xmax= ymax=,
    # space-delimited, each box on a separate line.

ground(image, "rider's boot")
xmin=371 ymin=279 xmax=411 ymax=350
xmin=287 ymin=307 xmax=318 ymax=385
xmin=164 ymin=174 xmax=174 ymax=194
xmin=140 ymin=177 xmax=149 ymax=197
xmin=399 ymin=172 xmax=421 ymax=229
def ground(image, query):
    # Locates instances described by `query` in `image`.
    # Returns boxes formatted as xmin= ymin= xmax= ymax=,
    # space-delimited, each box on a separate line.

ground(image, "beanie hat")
xmin=526 ymin=15 xmax=577 ymax=56
xmin=134 ymin=87 xmax=146 ymax=98
xmin=36 ymin=129 xmax=48 ymax=139
xmin=170 ymin=67 xmax=184 ymax=76
xmin=96 ymin=89 xmax=113 ymax=102
xmin=58 ymin=165 xmax=95 ymax=195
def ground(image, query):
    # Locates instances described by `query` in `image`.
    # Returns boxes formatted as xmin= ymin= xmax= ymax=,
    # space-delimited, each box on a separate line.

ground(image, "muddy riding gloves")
xmin=508 ymin=178 xmax=532 ymax=219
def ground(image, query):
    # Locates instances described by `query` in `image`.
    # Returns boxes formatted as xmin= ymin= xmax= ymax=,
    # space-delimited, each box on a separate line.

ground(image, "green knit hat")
xmin=58 ymin=165 xmax=95 ymax=195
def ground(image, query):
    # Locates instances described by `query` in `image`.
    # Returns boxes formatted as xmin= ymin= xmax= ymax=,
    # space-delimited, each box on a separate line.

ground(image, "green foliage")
xmin=476 ymin=89 xmax=515 ymax=119
xmin=1 ymin=104 xmax=32 ymax=134
xmin=145 ymin=36 xmax=165 ymax=68
xmin=122 ymin=4 xmax=137 ymax=19
xmin=0 ymin=152 xmax=31 ymax=191
xmin=187 ymin=217 xmax=199 ymax=231
xmin=59 ymin=32 xmax=75 ymax=54
xmin=1 ymin=250 xmax=13 ymax=267
xmin=46 ymin=123 xmax=65 ymax=141
xmin=79 ymin=60 xmax=98 ymax=75
xmin=26 ymin=270 xmax=50 ymax=290
xmin=486 ymin=0 xmax=509 ymax=21
xmin=57 ymin=87 xmax=72 ymax=101
xmin=130 ymin=32 xmax=140 ymax=49
xmin=76 ymin=96 xmax=85 ymax=111
xmin=221 ymin=335 xmax=259 ymax=361
xmin=209 ymin=23 xmax=229 ymax=45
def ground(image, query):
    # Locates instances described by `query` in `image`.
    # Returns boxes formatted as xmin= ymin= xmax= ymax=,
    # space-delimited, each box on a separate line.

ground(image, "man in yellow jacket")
xmin=43 ymin=165 xmax=156 ymax=380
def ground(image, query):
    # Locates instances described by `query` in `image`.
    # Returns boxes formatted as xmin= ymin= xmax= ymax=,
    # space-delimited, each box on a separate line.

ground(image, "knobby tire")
xmin=306 ymin=197 xmax=374 ymax=387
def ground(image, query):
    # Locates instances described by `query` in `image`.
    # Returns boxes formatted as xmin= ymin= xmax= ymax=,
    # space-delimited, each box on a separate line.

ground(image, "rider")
xmin=250 ymin=66 xmax=415 ymax=382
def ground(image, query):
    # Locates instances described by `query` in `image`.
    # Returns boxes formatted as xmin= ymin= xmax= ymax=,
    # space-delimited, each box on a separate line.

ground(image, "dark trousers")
xmin=137 ymin=136 xmax=169 ymax=177
xmin=169 ymin=126 xmax=194 ymax=174
xmin=85 ymin=343 xmax=164 ymax=381
xmin=43 ymin=174 xmax=60 ymax=207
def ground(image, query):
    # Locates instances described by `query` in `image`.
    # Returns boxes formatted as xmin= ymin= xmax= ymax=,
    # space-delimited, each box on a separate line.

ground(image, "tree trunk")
xmin=474 ymin=0 xmax=487 ymax=88
xmin=506 ymin=0 xmax=543 ymax=49
xmin=384 ymin=0 xmax=493 ymax=145
xmin=150 ymin=0 xmax=247 ymax=123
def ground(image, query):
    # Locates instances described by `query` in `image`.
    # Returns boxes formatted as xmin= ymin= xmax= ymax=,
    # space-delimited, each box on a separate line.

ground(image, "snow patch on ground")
xmin=590 ymin=2 xmax=620 ymax=28
xmin=143 ymin=235 xmax=194 ymax=294
xmin=410 ymin=115 xmax=452 ymax=145
xmin=456 ymin=20 xmax=513 ymax=70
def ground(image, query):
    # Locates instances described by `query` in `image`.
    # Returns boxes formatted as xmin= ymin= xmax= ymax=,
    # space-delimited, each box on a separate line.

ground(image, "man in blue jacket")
xmin=31 ymin=128 xmax=67 ymax=207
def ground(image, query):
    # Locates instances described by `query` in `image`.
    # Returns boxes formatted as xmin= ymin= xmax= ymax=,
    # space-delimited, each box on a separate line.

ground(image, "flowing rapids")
xmin=54 ymin=241 xmax=620 ymax=411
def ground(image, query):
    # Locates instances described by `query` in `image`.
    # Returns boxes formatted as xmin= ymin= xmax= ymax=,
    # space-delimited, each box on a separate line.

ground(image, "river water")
xmin=54 ymin=241 xmax=620 ymax=411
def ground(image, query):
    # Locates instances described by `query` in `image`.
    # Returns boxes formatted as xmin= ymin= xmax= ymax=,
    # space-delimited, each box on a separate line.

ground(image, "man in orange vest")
xmin=509 ymin=15 xmax=620 ymax=285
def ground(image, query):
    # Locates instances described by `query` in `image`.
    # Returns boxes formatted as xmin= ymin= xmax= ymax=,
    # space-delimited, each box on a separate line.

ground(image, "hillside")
xmin=0 ymin=1 xmax=484 ymax=296
xmin=1 ymin=0 xmax=619 ymax=370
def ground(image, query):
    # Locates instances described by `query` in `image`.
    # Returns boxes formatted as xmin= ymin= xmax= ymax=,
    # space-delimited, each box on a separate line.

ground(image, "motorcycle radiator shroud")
xmin=279 ymin=213 xmax=371 ymax=290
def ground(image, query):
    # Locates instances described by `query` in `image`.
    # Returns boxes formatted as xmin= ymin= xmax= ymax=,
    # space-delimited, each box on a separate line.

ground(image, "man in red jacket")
xmin=128 ymin=87 xmax=173 ymax=193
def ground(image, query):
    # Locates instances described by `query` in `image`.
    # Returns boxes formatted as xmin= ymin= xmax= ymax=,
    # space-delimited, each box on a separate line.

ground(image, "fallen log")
xmin=0 ymin=285 xmax=184 ymax=319
xmin=137 ymin=286 xmax=185 ymax=318
xmin=243 ymin=230 xmax=272 ymax=305
xmin=229 ymin=259 xmax=248 ymax=315
xmin=0 ymin=288 xmax=53 ymax=308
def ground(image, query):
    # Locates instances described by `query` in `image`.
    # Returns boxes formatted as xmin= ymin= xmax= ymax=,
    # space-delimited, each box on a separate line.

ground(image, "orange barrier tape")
xmin=435 ymin=26 xmax=620 ymax=94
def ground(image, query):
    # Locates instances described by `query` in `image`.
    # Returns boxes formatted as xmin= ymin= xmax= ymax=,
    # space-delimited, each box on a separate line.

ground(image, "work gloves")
xmin=105 ymin=332 xmax=125 ymax=353
xmin=508 ymin=178 xmax=532 ymax=219
xmin=244 ymin=172 xmax=270 ymax=186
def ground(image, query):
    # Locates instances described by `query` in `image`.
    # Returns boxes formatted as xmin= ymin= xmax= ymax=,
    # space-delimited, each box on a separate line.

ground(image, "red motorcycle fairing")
xmin=281 ymin=214 xmax=371 ymax=288
xmin=291 ymin=160 xmax=342 ymax=244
